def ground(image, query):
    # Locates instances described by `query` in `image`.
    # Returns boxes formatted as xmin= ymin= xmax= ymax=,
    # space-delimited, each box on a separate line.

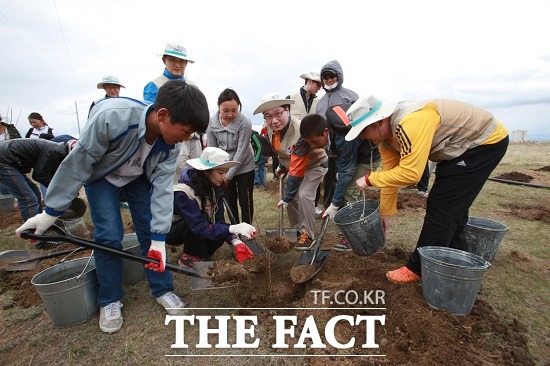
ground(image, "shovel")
xmin=0 ymin=247 xmax=88 ymax=271
xmin=290 ymin=216 xmax=331 ymax=284
xmin=223 ymin=197 xmax=265 ymax=255
xmin=265 ymin=175 xmax=297 ymax=242
xmin=20 ymin=225 xmax=206 ymax=279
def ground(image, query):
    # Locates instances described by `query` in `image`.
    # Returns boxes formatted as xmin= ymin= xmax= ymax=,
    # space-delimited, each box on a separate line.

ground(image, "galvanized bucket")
xmin=122 ymin=233 xmax=145 ymax=285
xmin=31 ymin=257 xmax=98 ymax=327
xmin=465 ymin=217 xmax=510 ymax=262
xmin=418 ymin=246 xmax=490 ymax=315
xmin=0 ymin=194 xmax=14 ymax=213
xmin=333 ymin=199 xmax=385 ymax=256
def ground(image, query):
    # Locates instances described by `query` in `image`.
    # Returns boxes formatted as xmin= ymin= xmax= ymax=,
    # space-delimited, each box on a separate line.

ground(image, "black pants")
xmin=416 ymin=162 xmax=430 ymax=192
xmin=407 ymin=136 xmax=509 ymax=275
xmin=322 ymin=156 xmax=337 ymax=209
xmin=166 ymin=219 xmax=225 ymax=259
xmin=224 ymin=170 xmax=255 ymax=224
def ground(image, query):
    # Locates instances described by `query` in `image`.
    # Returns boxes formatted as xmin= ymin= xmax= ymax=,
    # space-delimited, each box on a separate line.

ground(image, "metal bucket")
xmin=465 ymin=217 xmax=510 ymax=262
xmin=0 ymin=194 xmax=14 ymax=213
xmin=31 ymin=257 xmax=98 ymax=327
xmin=333 ymin=199 xmax=385 ymax=256
xmin=418 ymin=246 xmax=491 ymax=316
xmin=122 ymin=233 xmax=145 ymax=285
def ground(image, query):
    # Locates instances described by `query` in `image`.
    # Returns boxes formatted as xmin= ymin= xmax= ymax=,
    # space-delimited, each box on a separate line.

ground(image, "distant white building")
xmin=511 ymin=130 xmax=528 ymax=143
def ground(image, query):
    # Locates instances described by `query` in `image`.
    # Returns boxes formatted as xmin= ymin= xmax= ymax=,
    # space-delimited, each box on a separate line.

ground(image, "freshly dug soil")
xmin=242 ymin=254 xmax=268 ymax=273
xmin=290 ymin=264 xmax=317 ymax=283
xmin=263 ymin=236 xmax=294 ymax=254
xmin=535 ymin=165 xmax=550 ymax=172
xmin=495 ymin=171 xmax=534 ymax=182
xmin=206 ymin=259 xmax=250 ymax=287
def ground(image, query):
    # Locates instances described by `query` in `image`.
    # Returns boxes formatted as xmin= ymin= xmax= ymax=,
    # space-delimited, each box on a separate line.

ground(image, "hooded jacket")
xmin=315 ymin=60 xmax=359 ymax=117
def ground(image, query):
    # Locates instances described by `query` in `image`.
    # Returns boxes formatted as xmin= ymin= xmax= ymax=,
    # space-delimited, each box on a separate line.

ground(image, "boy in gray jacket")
xmin=17 ymin=80 xmax=210 ymax=334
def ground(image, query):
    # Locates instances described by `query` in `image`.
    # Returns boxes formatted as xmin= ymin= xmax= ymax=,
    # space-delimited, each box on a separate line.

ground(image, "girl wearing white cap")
xmin=167 ymin=147 xmax=256 ymax=268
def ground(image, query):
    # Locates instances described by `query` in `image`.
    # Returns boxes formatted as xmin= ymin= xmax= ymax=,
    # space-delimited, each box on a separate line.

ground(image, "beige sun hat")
xmin=187 ymin=147 xmax=240 ymax=171
xmin=161 ymin=43 xmax=195 ymax=63
xmin=345 ymin=95 xmax=399 ymax=141
xmin=97 ymin=75 xmax=125 ymax=89
xmin=300 ymin=71 xmax=321 ymax=83
xmin=253 ymin=92 xmax=295 ymax=115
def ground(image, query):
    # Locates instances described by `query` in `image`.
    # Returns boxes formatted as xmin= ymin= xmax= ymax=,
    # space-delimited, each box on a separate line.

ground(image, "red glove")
xmin=233 ymin=242 xmax=254 ymax=264
xmin=145 ymin=240 xmax=166 ymax=272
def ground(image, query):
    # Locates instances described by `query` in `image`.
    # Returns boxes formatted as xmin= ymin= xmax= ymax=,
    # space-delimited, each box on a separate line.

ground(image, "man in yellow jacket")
xmin=347 ymin=95 xmax=509 ymax=284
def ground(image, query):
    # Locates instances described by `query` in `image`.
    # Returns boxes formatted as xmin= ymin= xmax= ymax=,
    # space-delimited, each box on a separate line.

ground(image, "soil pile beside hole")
xmin=290 ymin=264 xmax=316 ymax=283
xmin=535 ymin=165 xmax=550 ymax=172
xmin=207 ymin=260 xmax=250 ymax=286
xmin=242 ymin=255 xmax=268 ymax=273
xmin=495 ymin=171 xmax=533 ymax=182
xmin=263 ymin=236 xmax=293 ymax=254
xmin=500 ymin=202 xmax=550 ymax=223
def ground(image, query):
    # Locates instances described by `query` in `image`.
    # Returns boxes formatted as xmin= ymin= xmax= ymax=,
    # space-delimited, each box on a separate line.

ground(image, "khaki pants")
xmin=287 ymin=165 xmax=327 ymax=238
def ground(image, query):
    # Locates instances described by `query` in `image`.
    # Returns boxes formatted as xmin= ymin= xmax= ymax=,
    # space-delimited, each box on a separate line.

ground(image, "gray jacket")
xmin=316 ymin=60 xmax=359 ymax=117
xmin=45 ymin=97 xmax=179 ymax=241
xmin=206 ymin=112 xmax=255 ymax=181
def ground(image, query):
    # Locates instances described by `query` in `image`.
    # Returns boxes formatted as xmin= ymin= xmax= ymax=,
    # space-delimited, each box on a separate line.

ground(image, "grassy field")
xmin=0 ymin=142 xmax=549 ymax=365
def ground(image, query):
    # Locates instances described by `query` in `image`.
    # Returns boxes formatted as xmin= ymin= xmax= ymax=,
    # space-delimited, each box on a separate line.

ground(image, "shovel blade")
xmin=292 ymin=249 xmax=331 ymax=282
xmin=243 ymin=238 xmax=266 ymax=255
xmin=0 ymin=250 xmax=40 ymax=271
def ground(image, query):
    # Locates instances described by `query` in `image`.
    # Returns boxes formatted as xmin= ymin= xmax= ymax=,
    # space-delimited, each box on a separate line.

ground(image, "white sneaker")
xmin=315 ymin=207 xmax=323 ymax=216
xmin=417 ymin=190 xmax=429 ymax=197
xmin=156 ymin=292 xmax=187 ymax=315
xmin=99 ymin=301 xmax=123 ymax=334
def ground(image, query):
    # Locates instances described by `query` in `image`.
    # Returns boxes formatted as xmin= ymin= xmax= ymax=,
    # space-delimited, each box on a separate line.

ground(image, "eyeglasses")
xmin=263 ymin=109 xmax=286 ymax=122
xmin=321 ymin=73 xmax=337 ymax=80
xmin=165 ymin=56 xmax=187 ymax=65
xmin=103 ymin=84 xmax=120 ymax=90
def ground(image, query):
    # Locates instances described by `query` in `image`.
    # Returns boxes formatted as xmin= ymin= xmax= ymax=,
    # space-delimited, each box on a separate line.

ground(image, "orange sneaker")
xmin=386 ymin=266 xmax=420 ymax=284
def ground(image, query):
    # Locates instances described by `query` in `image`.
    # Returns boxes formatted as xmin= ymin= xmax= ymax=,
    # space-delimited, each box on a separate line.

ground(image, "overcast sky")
xmin=1 ymin=0 xmax=549 ymax=140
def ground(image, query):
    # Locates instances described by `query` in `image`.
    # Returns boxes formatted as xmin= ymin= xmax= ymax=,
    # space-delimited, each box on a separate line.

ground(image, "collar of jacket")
xmin=163 ymin=68 xmax=185 ymax=80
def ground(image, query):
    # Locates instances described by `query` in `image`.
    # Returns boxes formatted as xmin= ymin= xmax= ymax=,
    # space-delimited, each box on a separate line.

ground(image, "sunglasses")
xmin=321 ymin=73 xmax=337 ymax=80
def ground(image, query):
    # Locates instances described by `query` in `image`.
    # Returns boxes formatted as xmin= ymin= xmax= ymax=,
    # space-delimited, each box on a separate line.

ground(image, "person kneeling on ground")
xmin=167 ymin=147 xmax=256 ymax=268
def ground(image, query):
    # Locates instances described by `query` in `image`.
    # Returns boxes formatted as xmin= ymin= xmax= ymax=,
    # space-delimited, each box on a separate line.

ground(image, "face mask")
xmin=324 ymin=82 xmax=339 ymax=90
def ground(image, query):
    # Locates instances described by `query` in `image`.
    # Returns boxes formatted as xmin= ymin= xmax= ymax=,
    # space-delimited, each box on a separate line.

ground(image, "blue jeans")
xmin=0 ymin=163 xmax=42 ymax=220
xmin=85 ymin=175 xmax=174 ymax=307
xmin=254 ymin=156 xmax=267 ymax=187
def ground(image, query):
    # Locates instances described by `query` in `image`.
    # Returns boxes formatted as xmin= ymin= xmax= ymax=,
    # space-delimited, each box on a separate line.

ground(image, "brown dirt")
xmin=495 ymin=171 xmax=534 ymax=182
xmin=263 ymin=235 xmax=294 ymax=254
xmin=207 ymin=259 xmax=251 ymax=287
xmin=242 ymin=254 xmax=268 ymax=273
xmin=535 ymin=165 xmax=550 ymax=172
xmin=229 ymin=248 xmax=534 ymax=365
xmin=499 ymin=202 xmax=550 ymax=223
xmin=290 ymin=264 xmax=317 ymax=284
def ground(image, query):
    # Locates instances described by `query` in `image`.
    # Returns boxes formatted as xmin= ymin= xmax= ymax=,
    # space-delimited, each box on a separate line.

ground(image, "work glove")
xmin=355 ymin=172 xmax=372 ymax=190
xmin=322 ymin=204 xmax=339 ymax=219
xmin=145 ymin=240 xmax=166 ymax=272
xmin=16 ymin=212 xmax=58 ymax=237
xmin=229 ymin=223 xmax=257 ymax=239
xmin=277 ymin=199 xmax=289 ymax=209
xmin=232 ymin=240 xmax=254 ymax=264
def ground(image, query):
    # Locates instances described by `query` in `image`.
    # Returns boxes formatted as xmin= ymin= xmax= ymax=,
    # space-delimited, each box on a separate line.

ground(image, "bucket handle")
xmin=75 ymin=250 xmax=94 ymax=280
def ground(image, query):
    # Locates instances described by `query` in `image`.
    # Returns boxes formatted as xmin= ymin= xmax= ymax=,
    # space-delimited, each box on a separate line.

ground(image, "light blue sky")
xmin=1 ymin=0 xmax=549 ymax=140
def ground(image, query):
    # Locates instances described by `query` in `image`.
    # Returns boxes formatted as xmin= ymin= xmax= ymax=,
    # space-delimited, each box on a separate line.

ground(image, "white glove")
xmin=275 ymin=166 xmax=287 ymax=177
xmin=322 ymin=204 xmax=339 ymax=219
xmin=16 ymin=212 xmax=59 ymax=237
xmin=145 ymin=240 xmax=166 ymax=272
xmin=356 ymin=175 xmax=369 ymax=190
xmin=277 ymin=199 xmax=289 ymax=209
xmin=229 ymin=223 xmax=257 ymax=239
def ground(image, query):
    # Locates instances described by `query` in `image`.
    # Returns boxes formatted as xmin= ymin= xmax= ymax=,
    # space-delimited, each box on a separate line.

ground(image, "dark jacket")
xmin=173 ymin=167 xmax=235 ymax=243
xmin=0 ymin=138 xmax=69 ymax=186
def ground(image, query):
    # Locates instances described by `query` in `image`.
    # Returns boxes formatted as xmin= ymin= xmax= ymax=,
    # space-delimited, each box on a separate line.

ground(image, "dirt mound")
xmin=263 ymin=236 xmax=294 ymax=253
xmin=500 ymin=202 xmax=550 ymax=223
xmin=535 ymin=165 xmax=550 ymax=172
xmin=230 ymin=248 xmax=534 ymax=365
xmin=495 ymin=171 xmax=534 ymax=182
